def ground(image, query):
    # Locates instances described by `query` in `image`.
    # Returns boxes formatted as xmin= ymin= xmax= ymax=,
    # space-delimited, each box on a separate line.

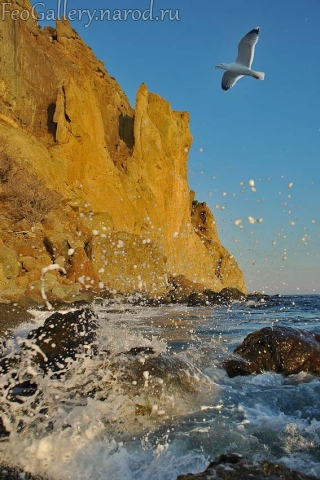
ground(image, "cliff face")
xmin=0 ymin=1 xmax=246 ymax=304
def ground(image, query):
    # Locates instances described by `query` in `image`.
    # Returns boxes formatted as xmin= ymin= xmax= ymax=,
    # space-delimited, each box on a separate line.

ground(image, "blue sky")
xmin=32 ymin=0 xmax=320 ymax=294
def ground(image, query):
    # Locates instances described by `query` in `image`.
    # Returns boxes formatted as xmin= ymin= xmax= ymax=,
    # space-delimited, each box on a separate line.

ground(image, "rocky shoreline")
xmin=1 ymin=455 xmax=317 ymax=480
xmin=0 ymin=285 xmax=250 ymax=336
xmin=1 ymin=300 xmax=320 ymax=480
xmin=0 ymin=465 xmax=48 ymax=480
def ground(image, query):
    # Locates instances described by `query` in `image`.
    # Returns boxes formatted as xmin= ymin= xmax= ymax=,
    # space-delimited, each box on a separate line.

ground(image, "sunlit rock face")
xmin=0 ymin=1 xmax=246 ymax=303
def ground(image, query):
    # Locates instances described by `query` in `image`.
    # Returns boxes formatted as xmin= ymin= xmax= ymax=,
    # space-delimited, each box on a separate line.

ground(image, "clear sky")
xmin=31 ymin=0 xmax=320 ymax=294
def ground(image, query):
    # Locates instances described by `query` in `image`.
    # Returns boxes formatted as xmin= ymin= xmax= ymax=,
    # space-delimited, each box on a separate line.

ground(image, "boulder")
xmin=187 ymin=287 xmax=246 ymax=306
xmin=177 ymin=453 xmax=317 ymax=479
xmin=23 ymin=308 xmax=99 ymax=372
xmin=66 ymin=246 xmax=100 ymax=292
xmin=224 ymin=326 xmax=320 ymax=378
xmin=0 ymin=304 xmax=35 ymax=336
xmin=0 ymin=463 xmax=46 ymax=480
xmin=0 ymin=246 xmax=20 ymax=279
xmin=218 ymin=287 xmax=247 ymax=302
xmin=167 ymin=275 xmax=206 ymax=303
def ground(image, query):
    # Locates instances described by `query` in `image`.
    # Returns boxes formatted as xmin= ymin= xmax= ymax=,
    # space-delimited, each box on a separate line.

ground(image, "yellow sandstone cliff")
xmin=0 ymin=0 xmax=246 ymax=304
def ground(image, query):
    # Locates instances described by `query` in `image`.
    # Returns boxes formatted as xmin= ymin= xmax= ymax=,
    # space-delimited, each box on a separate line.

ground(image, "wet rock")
xmin=0 ymin=464 xmax=47 ymax=480
xmin=246 ymin=293 xmax=289 ymax=309
xmin=0 ymin=304 xmax=35 ymax=336
xmin=167 ymin=275 xmax=207 ymax=303
xmin=88 ymin=347 xmax=211 ymax=406
xmin=187 ymin=287 xmax=246 ymax=306
xmin=187 ymin=292 xmax=210 ymax=306
xmin=23 ymin=308 xmax=99 ymax=372
xmin=117 ymin=351 xmax=208 ymax=395
xmin=0 ymin=417 xmax=10 ymax=438
xmin=224 ymin=326 xmax=320 ymax=378
xmin=177 ymin=453 xmax=317 ymax=479
xmin=218 ymin=287 xmax=246 ymax=302
xmin=125 ymin=346 xmax=156 ymax=356
xmin=17 ymin=295 xmax=40 ymax=309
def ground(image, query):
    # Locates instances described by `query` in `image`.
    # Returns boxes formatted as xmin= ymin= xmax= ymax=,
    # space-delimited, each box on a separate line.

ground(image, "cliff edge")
xmin=0 ymin=1 xmax=246 ymax=305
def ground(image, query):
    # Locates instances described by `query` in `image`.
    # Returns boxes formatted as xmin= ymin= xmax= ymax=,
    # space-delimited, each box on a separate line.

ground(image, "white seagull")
xmin=215 ymin=27 xmax=265 ymax=91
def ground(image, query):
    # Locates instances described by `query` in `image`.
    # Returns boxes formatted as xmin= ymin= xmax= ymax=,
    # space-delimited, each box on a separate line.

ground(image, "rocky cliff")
xmin=0 ymin=0 xmax=246 ymax=305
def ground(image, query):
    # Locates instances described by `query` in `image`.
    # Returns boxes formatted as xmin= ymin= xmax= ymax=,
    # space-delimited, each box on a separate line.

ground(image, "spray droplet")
xmin=234 ymin=219 xmax=242 ymax=226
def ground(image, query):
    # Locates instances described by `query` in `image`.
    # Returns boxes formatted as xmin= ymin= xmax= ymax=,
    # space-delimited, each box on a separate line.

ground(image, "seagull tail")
xmin=252 ymin=71 xmax=265 ymax=81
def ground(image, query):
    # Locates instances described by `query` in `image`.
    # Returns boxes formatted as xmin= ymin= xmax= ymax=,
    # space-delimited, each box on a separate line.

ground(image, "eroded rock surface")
xmin=0 ymin=1 xmax=246 ymax=304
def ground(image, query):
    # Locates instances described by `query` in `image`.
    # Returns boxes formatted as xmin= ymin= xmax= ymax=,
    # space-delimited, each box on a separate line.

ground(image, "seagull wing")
xmin=236 ymin=27 xmax=260 ymax=67
xmin=221 ymin=72 xmax=243 ymax=91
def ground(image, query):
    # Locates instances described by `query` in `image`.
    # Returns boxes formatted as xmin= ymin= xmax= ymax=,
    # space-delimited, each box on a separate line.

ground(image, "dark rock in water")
xmin=222 ymin=358 xmax=254 ymax=377
xmin=224 ymin=326 xmax=320 ymax=378
xmin=125 ymin=346 xmax=156 ymax=356
xmin=246 ymin=293 xmax=289 ymax=309
xmin=88 ymin=347 xmax=210 ymax=404
xmin=0 ymin=464 xmax=47 ymax=480
xmin=116 ymin=351 xmax=208 ymax=398
xmin=23 ymin=308 xmax=99 ymax=372
xmin=187 ymin=287 xmax=246 ymax=306
xmin=177 ymin=453 xmax=317 ymax=479
xmin=0 ymin=304 xmax=35 ymax=336
xmin=0 ymin=417 xmax=10 ymax=438
xmin=10 ymin=380 xmax=38 ymax=397
xmin=218 ymin=287 xmax=246 ymax=302
xmin=187 ymin=292 xmax=209 ymax=306
xmin=0 ymin=309 xmax=99 ymax=401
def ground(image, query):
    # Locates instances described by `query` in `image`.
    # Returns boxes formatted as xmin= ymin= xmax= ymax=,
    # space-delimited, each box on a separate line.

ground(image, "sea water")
xmin=0 ymin=295 xmax=319 ymax=479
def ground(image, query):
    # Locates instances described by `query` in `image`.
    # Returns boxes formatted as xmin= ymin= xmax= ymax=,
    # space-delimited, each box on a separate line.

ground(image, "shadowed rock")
xmin=0 ymin=464 xmax=47 ymax=480
xmin=187 ymin=287 xmax=246 ymax=306
xmin=84 ymin=347 xmax=212 ymax=406
xmin=24 ymin=308 xmax=99 ymax=372
xmin=0 ymin=309 xmax=98 ymax=376
xmin=177 ymin=453 xmax=317 ymax=479
xmin=224 ymin=326 xmax=320 ymax=378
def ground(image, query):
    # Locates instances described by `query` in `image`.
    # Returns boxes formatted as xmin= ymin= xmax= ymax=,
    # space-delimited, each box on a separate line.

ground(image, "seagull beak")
xmin=214 ymin=65 xmax=219 ymax=69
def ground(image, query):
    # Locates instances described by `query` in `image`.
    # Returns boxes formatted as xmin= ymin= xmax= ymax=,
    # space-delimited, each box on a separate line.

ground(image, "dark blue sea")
xmin=1 ymin=295 xmax=319 ymax=479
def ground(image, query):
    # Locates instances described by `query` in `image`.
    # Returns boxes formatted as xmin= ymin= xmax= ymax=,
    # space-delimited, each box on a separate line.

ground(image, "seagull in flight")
xmin=215 ymin=27 xmax=265 ymax=91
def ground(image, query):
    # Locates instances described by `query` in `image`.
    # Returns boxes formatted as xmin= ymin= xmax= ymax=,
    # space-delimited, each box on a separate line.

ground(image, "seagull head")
xmin=215 ymin=63 xmax=228 ymax=70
